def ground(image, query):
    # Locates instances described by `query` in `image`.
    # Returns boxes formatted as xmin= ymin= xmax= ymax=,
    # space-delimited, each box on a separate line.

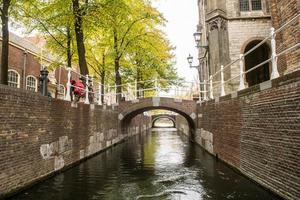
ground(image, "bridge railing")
xmin=197 ymin=13 xmax=300 ymax=101
xmin=63 ymin=69 xmax=199 ymax=105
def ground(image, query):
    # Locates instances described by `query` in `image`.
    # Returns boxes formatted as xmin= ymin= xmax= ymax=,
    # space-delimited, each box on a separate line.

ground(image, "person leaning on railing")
xmin=71 ymin=78 xmax=85 ymax=103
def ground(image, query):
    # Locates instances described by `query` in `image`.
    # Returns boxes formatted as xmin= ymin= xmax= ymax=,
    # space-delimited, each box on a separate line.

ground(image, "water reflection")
xmin=153 ymin=118 xmax=175 ymax=128
xmin=9 ymin=130 xmax=282 ymax=200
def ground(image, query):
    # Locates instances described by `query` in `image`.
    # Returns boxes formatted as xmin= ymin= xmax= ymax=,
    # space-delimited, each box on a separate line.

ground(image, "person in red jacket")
xmin=71 ymin=79 xmax=85 ymax=102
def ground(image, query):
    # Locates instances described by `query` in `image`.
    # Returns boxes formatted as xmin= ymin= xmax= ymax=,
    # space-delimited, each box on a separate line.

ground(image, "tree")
xmin=93 ymin=0 xmax=171 ymax=101
xmin=10 ymin=0 xmax=180 ymax=102
xmin=14 ymin=0 xmax=75 ymax=69
xmin=0 ymin=0 xmax=11 ymax=85
xmin=72 ymin=0 xmax=89 ymax=75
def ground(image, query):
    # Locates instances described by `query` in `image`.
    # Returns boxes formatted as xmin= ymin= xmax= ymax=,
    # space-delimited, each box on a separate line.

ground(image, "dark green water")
xmin=9 ymin=130 xmax=282 ymax=200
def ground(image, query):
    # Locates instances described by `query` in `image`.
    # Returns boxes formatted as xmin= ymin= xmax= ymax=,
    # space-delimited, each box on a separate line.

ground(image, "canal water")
xmin=9 ymin=129 xmax=282 ymax=200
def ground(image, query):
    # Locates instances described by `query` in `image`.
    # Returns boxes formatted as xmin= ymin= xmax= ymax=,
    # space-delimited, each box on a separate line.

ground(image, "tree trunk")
xmin=66 ymin=26 xmax=72 ymax=68
xmin=114 ymin=58 xmax=122 ymax=102
xmin=100 ymin=52 xmax=106 ymax=104
xmin=0 ymin=0 xmax=11 ymax=85
xmin=100 ymin=72 xmax=105 ymax=104
xmin=136 ymin=68 xmax=141 ymax=98
xmin=72 ymin=0 xmax=89 ymax=75
xmin=113 ymin=28 xmax=122 ymax=102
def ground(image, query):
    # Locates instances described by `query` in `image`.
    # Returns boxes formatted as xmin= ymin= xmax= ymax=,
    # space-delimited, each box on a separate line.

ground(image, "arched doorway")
xmin=244 ymin=40 xmax=270 ymax=87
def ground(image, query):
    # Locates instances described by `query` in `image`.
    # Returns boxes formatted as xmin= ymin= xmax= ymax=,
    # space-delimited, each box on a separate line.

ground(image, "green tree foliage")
xmin=14 ymin=0 xmax=75 ymax=69
xmin=13 ymin=0 xmax=181 ymax=100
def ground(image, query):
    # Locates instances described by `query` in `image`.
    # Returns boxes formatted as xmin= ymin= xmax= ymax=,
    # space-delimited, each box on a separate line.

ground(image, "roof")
xmin=0 ymin=31 xmax=56 ymax=62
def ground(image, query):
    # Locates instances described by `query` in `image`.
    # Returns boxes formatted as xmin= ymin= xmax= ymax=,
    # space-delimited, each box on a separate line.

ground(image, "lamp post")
xmin=187 ymin=31 xmax=209 ymax=102
xmin=187 ymin=54 xmax=202 ymax=101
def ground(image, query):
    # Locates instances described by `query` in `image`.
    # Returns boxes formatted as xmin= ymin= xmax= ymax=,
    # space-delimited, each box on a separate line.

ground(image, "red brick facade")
xmin=0 ymin=33 xmax=78 ymax=99
xmin=268 ymin=0 xmax=300 ymax=75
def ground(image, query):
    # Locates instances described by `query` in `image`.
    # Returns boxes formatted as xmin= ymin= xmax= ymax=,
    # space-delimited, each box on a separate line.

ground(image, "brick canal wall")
xmin=176 ymin=115 xmax=190 ymax=136
xmin=196 ymin=70 xmax=300 ymax=200
xmin=0 ymin=86 xmax=150 ymax=198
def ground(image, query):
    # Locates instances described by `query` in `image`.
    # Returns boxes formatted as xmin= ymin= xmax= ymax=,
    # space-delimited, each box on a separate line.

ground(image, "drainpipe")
xmin=22 ymin=50 xmax=28 ymax=89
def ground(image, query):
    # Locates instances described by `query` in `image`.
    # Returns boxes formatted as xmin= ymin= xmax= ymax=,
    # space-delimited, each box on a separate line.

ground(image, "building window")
xmin=251 ymin=0 xmax=262 ymax=10
xmin=26 ymin=76 xmax=37 ymax=92
xmin=8 ymin=70 xmax=20 ymax=88
xmin=240 ymin=0 xmax=262 ymax=11
xmin=58 ymin=84 xmax=65 ymax=96
xmin=240 ymin=0 xmax=250 ymax=11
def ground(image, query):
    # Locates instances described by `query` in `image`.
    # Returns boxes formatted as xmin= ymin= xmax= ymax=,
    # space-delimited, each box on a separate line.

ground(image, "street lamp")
xmin=193 ymin=31 xmax=208 ymax=49
xmin=187 ymin=54 xmax=199 ymax=69
xmin=187 ymin=54 xmax=193 ymax=67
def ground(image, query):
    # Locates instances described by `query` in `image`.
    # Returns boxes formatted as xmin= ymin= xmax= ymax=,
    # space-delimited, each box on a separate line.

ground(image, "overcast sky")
xmin=152 ymin=0 xmax=199 ymax=82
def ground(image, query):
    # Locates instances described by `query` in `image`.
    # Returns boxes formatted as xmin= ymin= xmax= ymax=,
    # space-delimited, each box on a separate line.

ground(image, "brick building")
xmin=0 ymin=32 xmax=76 ymax=99
xmin=268 ymin=0 xmax=300 ymax=74
xmin=196 ymin=0 xmax=299 ymax=96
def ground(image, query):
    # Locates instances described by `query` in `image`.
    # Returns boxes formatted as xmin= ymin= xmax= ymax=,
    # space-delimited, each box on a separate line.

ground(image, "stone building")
xmin=196 ymin=0 xmax=299 ymax=96
xmin=0 ymin=32 xmax=76 ymax=99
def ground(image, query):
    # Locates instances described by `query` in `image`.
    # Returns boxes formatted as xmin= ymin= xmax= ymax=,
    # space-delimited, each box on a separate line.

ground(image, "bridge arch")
xmin=118 ymin=97 xmax=197 ymax=137
xmin=151 ymin=115 xmax=176 ymax=128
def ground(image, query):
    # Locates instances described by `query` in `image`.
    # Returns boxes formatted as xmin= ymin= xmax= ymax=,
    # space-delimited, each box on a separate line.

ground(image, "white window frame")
xmin=8 ymin=69 xmax=20 ymax=88
xmin=26 ymin=75 xmax=38 ymax=92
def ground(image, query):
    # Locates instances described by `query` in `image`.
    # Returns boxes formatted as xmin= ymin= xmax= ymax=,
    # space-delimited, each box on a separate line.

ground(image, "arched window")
xmin=8 ymin=70 xmax=20 ymax=88
xmin=26 ymin=76 xmax=38 ymax=92
xmin=57 ymin=84 xmax=65 ymax=96
xmin=240 ymin=0 xmax=262 ymax=11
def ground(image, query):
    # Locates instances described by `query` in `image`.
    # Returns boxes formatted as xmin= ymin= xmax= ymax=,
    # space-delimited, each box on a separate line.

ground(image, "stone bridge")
xmin=118 ymin=97 xmax=197 ymax=133
xmin=151 ymin=114 xmax=176 ymax=128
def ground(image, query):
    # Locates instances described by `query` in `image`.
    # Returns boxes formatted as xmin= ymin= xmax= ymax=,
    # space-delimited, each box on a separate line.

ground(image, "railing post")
xmin=98 ymin=83 xmax=102 ymax=105
xmin=65 ymin=68 xmax=71 ymax=101
xmin=126 ymin=83 xmax=130 ymax=101
xmin=209 ymin=75 xmax=214 ymax=99
xmin=103 ymin=84 xmax=106 ymax=105
xmin=106 ymin=86 xmax=109 ymax=105
xmin=155 ymin=78 xmax=158 ymax=97
xmin=238 ymin=54 xmax=246 ymax=91
xmin=135 ymin=80 xmax=138 ymax=99
xmin=115 ymin=84 xmax=117 ymax=104
xmin=270 ymin=27 xmax=279 ymax=79
xmin=198 ymin=82 xmax=202 ymax=102
xmin=191 ymin=82 xmax=194 ymax=100
xmin=220 ymin=65 xmax=225 ymax=96
xmin=84 ymin=75 xmax=90 ymax=104
xmin=203 ymin=80 xmax=208 ymax=101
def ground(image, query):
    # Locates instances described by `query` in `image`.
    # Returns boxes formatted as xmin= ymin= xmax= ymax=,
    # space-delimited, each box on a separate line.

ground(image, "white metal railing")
xmin=60 ymin=14 xmax=299 ymax=105
xmin=197 ymin=13 xmax=300 ymax=101
xmin=63 ymin=68 xmax=199 ymax=105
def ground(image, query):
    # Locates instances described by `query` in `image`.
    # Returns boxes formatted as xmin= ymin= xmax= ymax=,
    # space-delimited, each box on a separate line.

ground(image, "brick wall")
xmin=0 ymin=85 xmax=150 ymax=198
xmin=268 ymin=0 xmax=300 ymax=75
xmin=196 ymin=70 xmax=300 ymax=200
xmin=176 ymin=115 xmax=190 ymax=136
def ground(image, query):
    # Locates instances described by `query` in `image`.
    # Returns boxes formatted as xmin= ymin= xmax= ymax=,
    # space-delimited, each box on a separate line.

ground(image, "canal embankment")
xmin=194 ymin=70 xmax=300 ymax=200
xmin=0 ymin=85 xmax=150 ymax=198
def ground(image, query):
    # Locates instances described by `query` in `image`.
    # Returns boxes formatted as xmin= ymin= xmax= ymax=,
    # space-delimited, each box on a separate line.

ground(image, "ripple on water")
xmin=8 ymin=131 xmax=283 ymax=200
